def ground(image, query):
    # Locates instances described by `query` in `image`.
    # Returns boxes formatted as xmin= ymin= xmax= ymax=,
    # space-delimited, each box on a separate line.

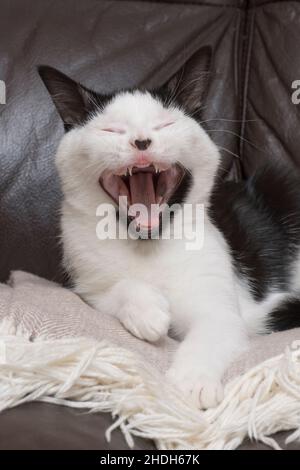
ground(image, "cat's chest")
xmin=65 ymin=212 xmax=232 ymax=295
xmin=93 ymin=232 xmax=226 ymax=288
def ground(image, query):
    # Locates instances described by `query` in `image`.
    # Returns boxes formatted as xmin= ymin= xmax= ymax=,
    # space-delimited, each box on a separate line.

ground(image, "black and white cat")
xmin=39 ymin=47 xmax=300 ymax=409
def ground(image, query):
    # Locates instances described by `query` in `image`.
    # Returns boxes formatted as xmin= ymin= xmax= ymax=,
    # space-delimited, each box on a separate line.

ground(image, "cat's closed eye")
xmin=153 ymin=121 xmax=175 ymax=131
xmin=101 ymin=128 xmax=126 ymax=134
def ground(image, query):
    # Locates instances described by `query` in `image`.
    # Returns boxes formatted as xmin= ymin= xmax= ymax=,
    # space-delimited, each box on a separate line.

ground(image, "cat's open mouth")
xmin=99 ymin=163 xmax=185 ymax=232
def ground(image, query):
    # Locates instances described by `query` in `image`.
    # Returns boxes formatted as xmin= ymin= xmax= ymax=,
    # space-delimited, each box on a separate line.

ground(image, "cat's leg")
xmin=167 ymin=304 xmax=247 ymax=409
xmin=92 ymin=279 xmax=171 ymax=342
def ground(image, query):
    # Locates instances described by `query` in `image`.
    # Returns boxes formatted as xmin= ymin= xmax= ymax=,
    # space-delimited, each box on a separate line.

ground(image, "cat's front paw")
xmin=119 ymin=303 xmax=170 ymax=342
xmin=166 ymin=365 xmax=224 ymax=409
xmin=117 ymin=287 xmax=171 ymax=342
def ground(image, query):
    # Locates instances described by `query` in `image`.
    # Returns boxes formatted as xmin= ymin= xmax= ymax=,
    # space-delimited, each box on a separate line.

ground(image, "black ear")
xmin=161 ymin=46 xmax=212 ymax=116
xmin=38 ymin=66 xmax=100 ymax=131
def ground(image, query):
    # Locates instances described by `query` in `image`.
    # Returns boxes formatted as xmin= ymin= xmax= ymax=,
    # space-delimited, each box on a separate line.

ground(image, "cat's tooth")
xmin=154 ymin=164 xmax=160 ymax=173
xmin=128 ymin=166 xmax=132 ymax=176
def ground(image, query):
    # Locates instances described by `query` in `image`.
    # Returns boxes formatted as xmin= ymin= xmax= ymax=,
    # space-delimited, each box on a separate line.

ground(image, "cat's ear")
xmin=161 ymin=46 xmax=212 ymax=115
xmin=38 ymin=66 xmax=98 ymax=131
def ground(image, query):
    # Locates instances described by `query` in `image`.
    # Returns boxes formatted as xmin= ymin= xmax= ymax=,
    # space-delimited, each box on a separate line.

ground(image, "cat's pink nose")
xmin=133 ymin=139 xmax=151 ymax=151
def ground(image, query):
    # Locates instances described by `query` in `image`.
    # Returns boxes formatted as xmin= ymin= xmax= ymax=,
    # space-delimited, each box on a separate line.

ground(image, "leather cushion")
xmin=0 ymin=0 xmax=244 ymax=282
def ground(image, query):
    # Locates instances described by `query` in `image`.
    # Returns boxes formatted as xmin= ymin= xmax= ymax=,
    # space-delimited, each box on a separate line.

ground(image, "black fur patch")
xmin=267 ymin=297 xmax=300 ymax=332
xmin=210 ymin=160 xmax=300 ymax=301
xmin=168 ymin=170 xmax=193 ymax=207
xmin=38 ymin=65 xmax=114 ymax=131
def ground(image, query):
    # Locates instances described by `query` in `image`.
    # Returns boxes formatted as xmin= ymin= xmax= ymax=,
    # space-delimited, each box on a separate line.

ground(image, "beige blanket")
xmin=0 ymin=271 xmax=300 ymax=449
xmin=1 ymin=270 xmax=299 ymax=382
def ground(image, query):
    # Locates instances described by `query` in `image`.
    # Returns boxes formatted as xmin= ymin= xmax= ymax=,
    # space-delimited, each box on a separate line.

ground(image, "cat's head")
xmin=39 ymin=46 xmax=220 ymax=234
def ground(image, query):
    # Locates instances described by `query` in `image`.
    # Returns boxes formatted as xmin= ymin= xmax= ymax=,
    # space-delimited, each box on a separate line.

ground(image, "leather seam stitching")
xmin=239 ymin=1 xmax=256 ymax=175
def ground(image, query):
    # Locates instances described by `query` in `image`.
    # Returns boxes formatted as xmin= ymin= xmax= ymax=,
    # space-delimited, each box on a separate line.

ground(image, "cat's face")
xmin=39 ymin=47 xmax=220 ymax=233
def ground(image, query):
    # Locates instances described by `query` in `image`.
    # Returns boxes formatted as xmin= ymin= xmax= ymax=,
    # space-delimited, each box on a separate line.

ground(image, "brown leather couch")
xmin=1 ymin=0 xmax=300 ymax=450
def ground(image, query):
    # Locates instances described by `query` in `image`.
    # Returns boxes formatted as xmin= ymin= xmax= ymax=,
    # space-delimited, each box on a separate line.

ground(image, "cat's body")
xmin=39 ymin=47 xmax=300 ymax=408
xmin=62 ymin=179 xmax=245 ymax=407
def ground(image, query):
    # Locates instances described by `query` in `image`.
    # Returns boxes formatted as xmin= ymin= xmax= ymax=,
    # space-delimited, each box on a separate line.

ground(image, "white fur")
xmin=56 ymin=91 xmax=285 ymax=409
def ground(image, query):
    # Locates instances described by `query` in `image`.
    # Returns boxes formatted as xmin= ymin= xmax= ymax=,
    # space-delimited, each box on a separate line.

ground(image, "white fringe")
xmin=0 ymin=321 xmax=300 ymax=450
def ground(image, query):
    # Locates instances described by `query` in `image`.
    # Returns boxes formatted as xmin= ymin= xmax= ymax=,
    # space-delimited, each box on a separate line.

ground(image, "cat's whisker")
xmin=199 ymin=118 xmax=260 ymax=125
xmin=165 ymin=64 xmax=186 ymax=108
xmin=217 ymin=145 xmax=241 ymax=159
xmin=208 ymin=128 xmax=267 ymax=154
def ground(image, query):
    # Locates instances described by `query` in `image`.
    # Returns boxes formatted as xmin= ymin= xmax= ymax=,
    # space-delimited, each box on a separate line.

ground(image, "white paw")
xmin=166 ymin=365 xmax=224 ymax=409
xmin=117 ymin=287 xmax=170 ymax=342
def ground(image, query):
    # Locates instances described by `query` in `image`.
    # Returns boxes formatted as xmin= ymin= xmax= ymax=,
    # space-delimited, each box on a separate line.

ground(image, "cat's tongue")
xmin=128 ymin=172 xmax=159 ymax=230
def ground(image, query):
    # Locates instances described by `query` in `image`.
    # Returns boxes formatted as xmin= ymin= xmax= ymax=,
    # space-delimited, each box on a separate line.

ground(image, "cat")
xmin=39 ymin=46 xmax=300 ymax=409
